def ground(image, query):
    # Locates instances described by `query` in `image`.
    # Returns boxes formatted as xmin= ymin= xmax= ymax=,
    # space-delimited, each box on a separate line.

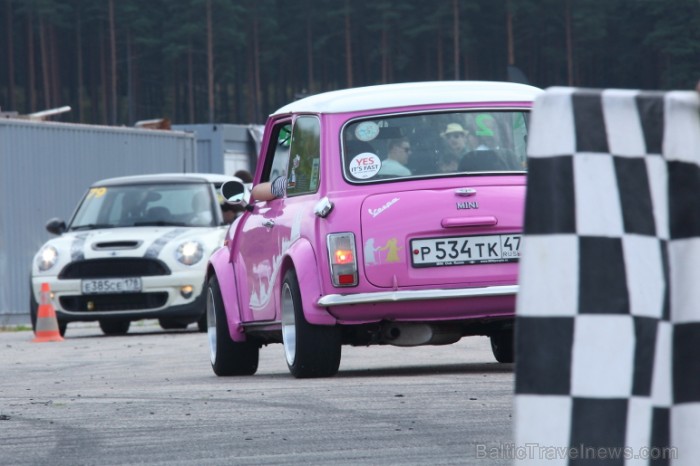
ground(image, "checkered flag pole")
xmin=514 ymin=87 xmax=700 ymax=466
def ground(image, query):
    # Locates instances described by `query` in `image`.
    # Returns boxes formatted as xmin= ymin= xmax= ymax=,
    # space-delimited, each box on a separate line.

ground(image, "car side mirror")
xmin=220 ymin=180 xmax=248 ymax=206
xmin=46 ymin=218 xmax=66 ymax=235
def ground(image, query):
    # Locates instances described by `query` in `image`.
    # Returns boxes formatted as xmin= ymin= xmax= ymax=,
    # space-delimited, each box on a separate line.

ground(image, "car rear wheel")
xmin=207 ymin=275 xmax=258 ymax=376
xmin=281 ymin=269 xmax=341 ymax=378
xmin=490 ymin=330 xmax=514 ymax=363
xmin=99 ymin=320 xmax=130 ymax=335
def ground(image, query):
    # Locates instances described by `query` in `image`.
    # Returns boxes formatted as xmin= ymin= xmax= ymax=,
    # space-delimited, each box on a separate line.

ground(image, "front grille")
xmin=59 ymin=258 xmax=170 ymax=279
xmin=93 ymin=241 xmax=142 ymax=250
xmin=60 ymin=292 xmax=168 ymax=312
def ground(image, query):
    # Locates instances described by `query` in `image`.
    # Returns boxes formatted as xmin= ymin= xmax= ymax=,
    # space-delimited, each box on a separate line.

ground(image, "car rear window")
xmin=342 ymin=110 xmax=530 ymax=183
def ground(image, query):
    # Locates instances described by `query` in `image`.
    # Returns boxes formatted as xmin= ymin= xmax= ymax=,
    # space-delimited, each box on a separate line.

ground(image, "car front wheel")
xmin=281 ymin=269 xmax=341 ymax=378
xmin=207 ymin=275 xmax=258 ymax=376
xmin=99 ymin=320 xmax=130 ymax=335
xmin=29 ymin=284 xmax=38 ymax=331
xmin=158 ymin=318 xmax=189 ymax=330
xmin=490 ymin=330 xmax=514 ymax=363
xmin=196 ymin=313 xmax=207 ymax=332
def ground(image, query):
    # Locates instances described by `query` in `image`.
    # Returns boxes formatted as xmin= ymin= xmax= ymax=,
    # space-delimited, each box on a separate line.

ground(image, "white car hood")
xmin=34 ymin=226 xmax=226 ymax=274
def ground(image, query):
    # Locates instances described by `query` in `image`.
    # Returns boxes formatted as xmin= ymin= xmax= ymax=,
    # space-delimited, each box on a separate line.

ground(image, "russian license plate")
xmin=411 ymin=234 xmax=522 ymax=267
xmin=81 ymin=277 xmax=142 ymax=294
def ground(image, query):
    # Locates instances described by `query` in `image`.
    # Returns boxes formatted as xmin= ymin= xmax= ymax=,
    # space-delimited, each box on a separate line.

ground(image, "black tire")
xmin=158 ymin=318 xmax=189 ymax=330
xmin=99 ymin=320 xmax=130 ymax=335
xmin=196 ymin=313 xmax=207 ymax=333
xmin=490 ymin=330 xmax=514 ymax=363
xmin=29 ymin=287 xmax=38 ymax=332
xmin=30 ymin=282 xmax=67 ymax=337
xmin=207 ymin=275 xmax=259 ymax=376
xmin=281 ymin=269 xmax=341 ymax=378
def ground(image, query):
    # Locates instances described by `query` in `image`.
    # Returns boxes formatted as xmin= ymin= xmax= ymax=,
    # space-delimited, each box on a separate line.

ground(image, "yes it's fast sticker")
xmin=349 ymin=152 xmax=381 ymax=179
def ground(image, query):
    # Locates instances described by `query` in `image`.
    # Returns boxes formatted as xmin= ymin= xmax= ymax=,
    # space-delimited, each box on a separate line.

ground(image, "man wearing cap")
xmin=442 ymin=122 xmax=507 ymax=172
xmin=441 ymin=123 xmax=472 ymax=160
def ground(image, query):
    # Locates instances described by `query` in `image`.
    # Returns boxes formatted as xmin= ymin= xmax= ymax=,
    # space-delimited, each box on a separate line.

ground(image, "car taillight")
xmin=334 ymin=249 xmax=354 ymax=264
xmin=327 ymin=233 xmax=358 ymax=287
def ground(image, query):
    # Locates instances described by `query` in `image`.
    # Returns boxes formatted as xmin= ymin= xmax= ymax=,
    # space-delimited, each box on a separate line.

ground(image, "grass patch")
xmin=0 ymin=325 xmax=32 ymax=332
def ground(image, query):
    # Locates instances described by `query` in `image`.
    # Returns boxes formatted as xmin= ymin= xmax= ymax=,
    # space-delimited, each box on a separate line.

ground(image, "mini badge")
xmin=349 ymin=152 xmax=381 ymax=179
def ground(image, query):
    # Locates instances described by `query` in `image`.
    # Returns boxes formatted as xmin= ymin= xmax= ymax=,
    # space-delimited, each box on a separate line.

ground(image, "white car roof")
xmin=272 ymin=81 xmax=543 ymax=115
xmin=92 ymin=172 xmax=238 ymax=187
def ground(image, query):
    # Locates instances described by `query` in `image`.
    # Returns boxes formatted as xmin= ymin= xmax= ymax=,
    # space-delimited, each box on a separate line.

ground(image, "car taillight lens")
xmin=334 ymin=249 xmax=354 ymax=264
xmin=327 ymin=233 xmax=358 ymax=287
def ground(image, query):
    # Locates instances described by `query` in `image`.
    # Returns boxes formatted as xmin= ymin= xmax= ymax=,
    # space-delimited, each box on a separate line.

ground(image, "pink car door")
xmin=236 ymin=116 xmax=321 ymax=323
xmin=234 ymin=120 xmax=292 ymax=322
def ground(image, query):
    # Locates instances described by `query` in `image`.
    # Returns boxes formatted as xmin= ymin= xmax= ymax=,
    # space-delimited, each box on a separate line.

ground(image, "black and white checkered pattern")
xmin=514 ymin=87 xmax=700 ymax=466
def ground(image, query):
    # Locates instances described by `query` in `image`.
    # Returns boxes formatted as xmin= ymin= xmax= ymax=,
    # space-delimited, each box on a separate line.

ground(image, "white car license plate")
xmin=411 ymin=234 xmax=522 ymax=267
xmin=81 ymin=277 xmax=142 ymax=294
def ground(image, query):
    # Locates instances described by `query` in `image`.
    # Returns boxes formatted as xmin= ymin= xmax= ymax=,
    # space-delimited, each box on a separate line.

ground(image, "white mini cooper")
xmin=30 ymin=173 xmax=238 ymax=336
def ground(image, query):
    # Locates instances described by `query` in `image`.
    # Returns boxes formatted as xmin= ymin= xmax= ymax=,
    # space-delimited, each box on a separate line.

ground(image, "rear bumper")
xmin=317 ymin=284 xmax=518 ymax=307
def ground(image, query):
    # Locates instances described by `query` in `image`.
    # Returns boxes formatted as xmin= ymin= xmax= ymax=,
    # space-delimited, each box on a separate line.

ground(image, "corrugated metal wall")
xmin=0 ymin=119 xmax=197 ymax=324
xmin=173 ymin=124 xmax=261 ymax=175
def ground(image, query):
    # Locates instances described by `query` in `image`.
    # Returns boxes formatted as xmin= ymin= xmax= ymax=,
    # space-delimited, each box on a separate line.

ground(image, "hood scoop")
xmin=92 ymin=240 xmax=142 ymax=250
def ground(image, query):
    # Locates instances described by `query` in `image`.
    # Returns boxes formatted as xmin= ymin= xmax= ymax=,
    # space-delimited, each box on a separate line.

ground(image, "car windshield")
xmin=69 ymin=182 xmax=217 ymax=230
xmin=342 ymin=110 xmax=530 ymax=183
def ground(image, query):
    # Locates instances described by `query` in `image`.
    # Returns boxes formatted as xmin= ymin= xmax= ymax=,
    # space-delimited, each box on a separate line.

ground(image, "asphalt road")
xmin=1 ymin=322 xmax=515 ymax=466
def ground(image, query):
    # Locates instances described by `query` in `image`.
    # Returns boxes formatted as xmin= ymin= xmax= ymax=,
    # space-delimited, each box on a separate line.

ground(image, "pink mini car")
xmin=207 ymin=81 xmax=542 ymax=377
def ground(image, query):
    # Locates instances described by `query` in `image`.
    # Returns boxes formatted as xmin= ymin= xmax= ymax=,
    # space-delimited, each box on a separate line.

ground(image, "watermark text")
xmin=476 ymin=443 xmax=678 ymax=461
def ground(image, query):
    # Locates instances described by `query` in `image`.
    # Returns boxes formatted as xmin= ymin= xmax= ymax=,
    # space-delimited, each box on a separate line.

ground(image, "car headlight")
xmin=36 ymin=245 xmax=59 ymax=272
xmin=176 ymin=241 xmax=204 ymax=266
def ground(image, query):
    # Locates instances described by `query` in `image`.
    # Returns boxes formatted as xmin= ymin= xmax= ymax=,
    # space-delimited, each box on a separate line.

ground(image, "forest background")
xmin=1 ymin=0 xmax=699 ymax=126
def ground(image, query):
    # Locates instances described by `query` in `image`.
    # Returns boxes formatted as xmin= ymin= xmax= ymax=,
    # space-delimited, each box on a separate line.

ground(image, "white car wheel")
xmin=207 ymin=275 xmax=258 ymax=376
xmin=280 ymin=269 xmax=341 ymax=378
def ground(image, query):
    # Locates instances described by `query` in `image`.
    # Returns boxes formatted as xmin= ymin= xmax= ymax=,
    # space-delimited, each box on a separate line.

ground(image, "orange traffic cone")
xmin=32 ymin=283 xmax=64 ymax=342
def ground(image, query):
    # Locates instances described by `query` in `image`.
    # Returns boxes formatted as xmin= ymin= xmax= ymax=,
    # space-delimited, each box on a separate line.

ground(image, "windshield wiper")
xmin=70 ymin=224 xmax=116 ymax=231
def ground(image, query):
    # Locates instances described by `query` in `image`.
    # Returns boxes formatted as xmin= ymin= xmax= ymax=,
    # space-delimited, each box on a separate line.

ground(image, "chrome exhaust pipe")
xmin=381 ymin=323 xmax=461 ymax=347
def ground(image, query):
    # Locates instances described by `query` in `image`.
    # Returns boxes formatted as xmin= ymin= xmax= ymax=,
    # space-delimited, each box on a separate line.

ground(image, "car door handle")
xmin=455 ymin=188 xmax=477 ymax=196
xmin=441 ymin=216 xmax=498 ymax=228
xmin=262 ymin=219 xmax=275 ymax=228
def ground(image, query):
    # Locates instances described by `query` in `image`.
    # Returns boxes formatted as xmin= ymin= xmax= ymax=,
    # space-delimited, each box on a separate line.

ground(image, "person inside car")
xmin=234 ymin=169 xmax=253 ymax=183
xmin=190 ymin=191 xmax=213 ymax=225
xmin=377 ymin=137 xmax=412 ymax=177
xmin=221 ymin=203 xmax=238 ymax=224
xmin=440 ymin=123 xmax=471 ymax=160
xmin=251 ymin=174 xmax=287 ymax=201
xmin=457 ymin=144 xmax=509 ymax=172
xmin=221 ymin=169 xmax=255 ymax=222
xmin=437 ymin=151 xmax=459 ymax=173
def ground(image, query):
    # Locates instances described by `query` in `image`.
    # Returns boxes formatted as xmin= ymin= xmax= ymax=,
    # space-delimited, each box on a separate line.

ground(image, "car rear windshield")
xmin=342 ymin=110 xmax=530 ymax=183
xmin=69 ymin=182 xmax=217 ymax=230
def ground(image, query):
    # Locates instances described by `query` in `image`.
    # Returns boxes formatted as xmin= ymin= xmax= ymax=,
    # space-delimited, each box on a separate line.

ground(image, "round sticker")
xmin=349 ymin=152 xmax=381 ymax=179
xmin=355 ymin=121 xmax=380 ymax=142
